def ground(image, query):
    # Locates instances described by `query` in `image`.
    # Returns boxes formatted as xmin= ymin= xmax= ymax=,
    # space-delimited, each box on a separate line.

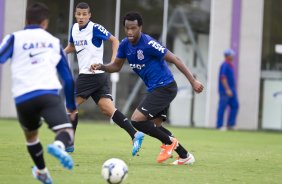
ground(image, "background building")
xmin=0 ymin=0 xmax=281 ymax=130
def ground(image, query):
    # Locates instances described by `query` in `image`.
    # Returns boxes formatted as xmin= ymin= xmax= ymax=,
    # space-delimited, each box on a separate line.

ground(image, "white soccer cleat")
xmin=170 ymin=152 xmax=195 ymax=165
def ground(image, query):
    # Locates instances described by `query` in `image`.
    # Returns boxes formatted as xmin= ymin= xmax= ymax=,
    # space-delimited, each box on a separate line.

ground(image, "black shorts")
xmin=16 ymin=94 xmax=72 ymax=131
xmin=137 ymin=81 xmax=178 ymax=121
xmin=76 ymin=73 xmax=112 ymax=104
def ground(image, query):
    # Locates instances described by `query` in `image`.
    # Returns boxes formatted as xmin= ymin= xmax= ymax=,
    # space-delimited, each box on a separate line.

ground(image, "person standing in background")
xmin=216 ymin=49 xmax=239 ymax=130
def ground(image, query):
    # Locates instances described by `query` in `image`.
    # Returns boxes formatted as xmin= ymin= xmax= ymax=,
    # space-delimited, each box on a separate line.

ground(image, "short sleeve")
xmin=0 ymin=34 xmax=14 ymax=63
xmin=116 ymin=39 xmax=127 ymax=59
xmin=69 ymin=25 xmax=74 ymax=43
xmin=93 ymin=23 xmax=111 ymax=41
xmin=220 ymin=63 xmax=228 ymax=78
xmin=146 ymin=39 xmax=167 ymax=59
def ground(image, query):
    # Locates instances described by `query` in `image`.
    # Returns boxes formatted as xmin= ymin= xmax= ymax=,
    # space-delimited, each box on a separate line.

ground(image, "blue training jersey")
xmin=117 ymin=33 xmax=174 ymax=92
xmin=218 ymin=60 xmax=236 ymax=95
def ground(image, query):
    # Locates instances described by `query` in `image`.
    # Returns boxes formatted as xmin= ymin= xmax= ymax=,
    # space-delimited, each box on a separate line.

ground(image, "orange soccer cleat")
xmin=156 ymin=138 xmax=178 ymax=163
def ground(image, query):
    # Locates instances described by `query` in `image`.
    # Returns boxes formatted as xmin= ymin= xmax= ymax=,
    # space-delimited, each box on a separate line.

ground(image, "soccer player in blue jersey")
xmin=91 ymin=12 xmax=204 ymax=165
xmin=0 ymin=3 xmax=77 ymax=184
xmin=216 ymin=49 xmax=239 ymax=130
xmin=64 ymin=2 xmax=144 ymax=156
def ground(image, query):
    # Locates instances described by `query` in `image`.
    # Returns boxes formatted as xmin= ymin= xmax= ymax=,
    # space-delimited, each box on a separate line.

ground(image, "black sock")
xmin=55 ymin=131 xmax=73 ymax=148
xmin=175 ymin=144 xmax=188 ymax=158
xmin=112 ymin=110 xmax=137 ymax=139
xmin=68 ymin=113 xmax=78 ymax=133
xmin=159 ymin=126 xmax=188 ymax=158
xmin=27 ymin=140 xmax=45 ymax=170
xmin=158 ymin=126 xmax=173 ymax=137
xmin=132 ymin=121 xmax=171 ymax=144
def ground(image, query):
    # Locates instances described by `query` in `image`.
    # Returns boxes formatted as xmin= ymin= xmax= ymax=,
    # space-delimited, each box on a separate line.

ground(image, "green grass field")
xmin=0 ymin=119 xmax=282 ymax=184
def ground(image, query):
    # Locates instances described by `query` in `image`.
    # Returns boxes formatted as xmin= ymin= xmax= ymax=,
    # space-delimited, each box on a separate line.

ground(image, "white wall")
xmin=206 ymin=0 xmax=233 ymax=128
xmin=0 ymin=0 xmax=26 ymax=118
xmin=193 ymin=34 xmax=209 ymax=127
xmin=237 ymin=0 xmax=264 ymax=129
xmin=206 ymin=0 xmax=264 ymax=130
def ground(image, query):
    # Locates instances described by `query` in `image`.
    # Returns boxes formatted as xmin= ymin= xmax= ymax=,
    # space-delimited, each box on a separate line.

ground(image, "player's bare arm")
xmin=91 ymin=57 xmax=126 ymax=73
xmin=64 ymin=43 xmax=76 ymax=54
xmin=108 ymin=35 xmax=119 ymax=62
xmin=164 ymin=50 xmax=204 ymax=93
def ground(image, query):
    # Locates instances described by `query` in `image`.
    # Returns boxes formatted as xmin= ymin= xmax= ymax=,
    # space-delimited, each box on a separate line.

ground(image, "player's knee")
xmin=100 ymin=107 xmax=114 ymax=117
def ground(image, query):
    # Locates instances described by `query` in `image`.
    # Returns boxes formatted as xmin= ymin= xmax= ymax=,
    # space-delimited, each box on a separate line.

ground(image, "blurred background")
xmin=0 ymin=0 xmax=282 ymax=131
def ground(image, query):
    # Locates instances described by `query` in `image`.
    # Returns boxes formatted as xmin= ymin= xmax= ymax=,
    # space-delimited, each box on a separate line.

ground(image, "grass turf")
xmin=0 ymin=119 xmax=281 ymax=184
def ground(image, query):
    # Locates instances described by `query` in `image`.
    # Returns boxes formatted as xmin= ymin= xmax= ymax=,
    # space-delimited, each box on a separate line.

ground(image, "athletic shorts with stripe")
xmin=76 ymin=73 xmax=113 ymax=104
xmin=137 ymin=81 xmax=178 ymax=121
xmin=16 ymin=94 xmax=72 ymax=131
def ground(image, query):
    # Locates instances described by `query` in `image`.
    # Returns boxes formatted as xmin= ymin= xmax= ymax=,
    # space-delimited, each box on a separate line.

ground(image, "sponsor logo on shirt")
xmin=29 ymin=51 xmax=47 ymax=57
xmin=129 ymin=63 xmax=145 ymax=70
xmin=148 ymin=40 xmax=165 ymax=53
xmin=74 ymin=40 xmax=88 ymax=46
xmin=23 ymin=42 xmax=53 ymax=50
xmin=93 ymin=23 xmax=109 ymax=36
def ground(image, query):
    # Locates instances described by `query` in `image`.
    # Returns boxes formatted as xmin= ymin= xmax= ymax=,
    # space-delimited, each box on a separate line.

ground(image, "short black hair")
xmin=123 ymin=12 xmax=143 ymax=26
xmin=76 ymin=2 xmax=90 ymax=12
xmin=26 ymin=2 xmax=49 ymax=25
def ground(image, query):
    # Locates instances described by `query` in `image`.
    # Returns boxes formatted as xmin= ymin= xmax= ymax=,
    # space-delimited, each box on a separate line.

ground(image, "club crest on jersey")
xmin=137 ymin=49 xmax=144 ymax=60
xmin=74 ymin=40 xmax=88 ymax=46
xmin=148 ymin=40 xmax=165 ymax=53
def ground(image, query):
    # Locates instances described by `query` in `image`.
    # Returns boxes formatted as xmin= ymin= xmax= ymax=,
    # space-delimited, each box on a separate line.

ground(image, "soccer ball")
xmin=101 ymin=158 xmax=128 ymax=184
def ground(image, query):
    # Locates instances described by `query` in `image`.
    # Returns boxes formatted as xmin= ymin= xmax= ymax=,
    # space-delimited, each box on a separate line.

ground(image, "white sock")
xmin=53 ymin=140 xmax=65 ymax=150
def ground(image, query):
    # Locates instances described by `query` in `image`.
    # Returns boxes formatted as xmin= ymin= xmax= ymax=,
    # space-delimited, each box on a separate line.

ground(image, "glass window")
xmin=261 ymin=0 xmax=282 ymax=72
xmin=260 ymin=0 xmax=282 ymax=129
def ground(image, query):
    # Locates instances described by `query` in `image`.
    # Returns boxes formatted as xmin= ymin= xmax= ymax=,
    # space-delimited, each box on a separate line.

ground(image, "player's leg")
xmin=153 ymin=118 xmax=195 ymax=165
xmin=216 ymin=95 xmax=229 ymax=129
xmin=67 ymin=96 xmax=85 ymax=132
xmin=65 ymin=96 xmax=86 ymax=153
xmin=131 ymin=112 xmax=178 ymax=163
xmin=24 ymin=130 xmax=53 ymax=184
xmin=66 ymin=73 xmax=93 ymax=152
xmin=131 ymin=109 xmax=173 ymax=145
xmin=16 ymin=98 xmax=52 ymax=184
xmin=97 ymin=97 xmax=137 ymax=138
xmin=97 ymin=97 xmax=144 ymax=156
xmin=131 ymin=81 xmax=179 ymax=162
xmin=227 ymin=95 xmax=239 ymax=129
xmin=40 ymin=94 xmax=74 ymax=170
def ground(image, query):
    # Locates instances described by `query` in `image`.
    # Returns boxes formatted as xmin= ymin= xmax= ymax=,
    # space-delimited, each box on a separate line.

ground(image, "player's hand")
xmin=90 ymin=63 xmax=102 ymax=73
xmin=226 ymin=89 xmax=233 ymax=97
xmin=192 ymin=80 xmax=204 ymax=93
xmin=68 ymin=109 xmax=78 ymax=122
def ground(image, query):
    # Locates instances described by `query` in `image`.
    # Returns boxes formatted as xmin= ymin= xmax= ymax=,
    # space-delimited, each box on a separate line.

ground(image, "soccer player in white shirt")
xmin=64 ymin=2 xmax=144 ymax=156
xmin=0 ymin=3 xmax=77 ymax=184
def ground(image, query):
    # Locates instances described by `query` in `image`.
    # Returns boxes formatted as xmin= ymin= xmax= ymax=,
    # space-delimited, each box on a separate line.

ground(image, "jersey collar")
xmin=225 ymin=60 xmax=234 ymax=67
xmin=24 ymin=25 xmax=42 ymax=30
xmin=79 ymin=21 xmax=90 ymax=31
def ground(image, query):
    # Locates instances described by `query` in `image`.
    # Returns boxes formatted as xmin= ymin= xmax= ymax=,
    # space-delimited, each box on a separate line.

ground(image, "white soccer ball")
xmin=101 ymin=158 xmax=128 ymax=184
